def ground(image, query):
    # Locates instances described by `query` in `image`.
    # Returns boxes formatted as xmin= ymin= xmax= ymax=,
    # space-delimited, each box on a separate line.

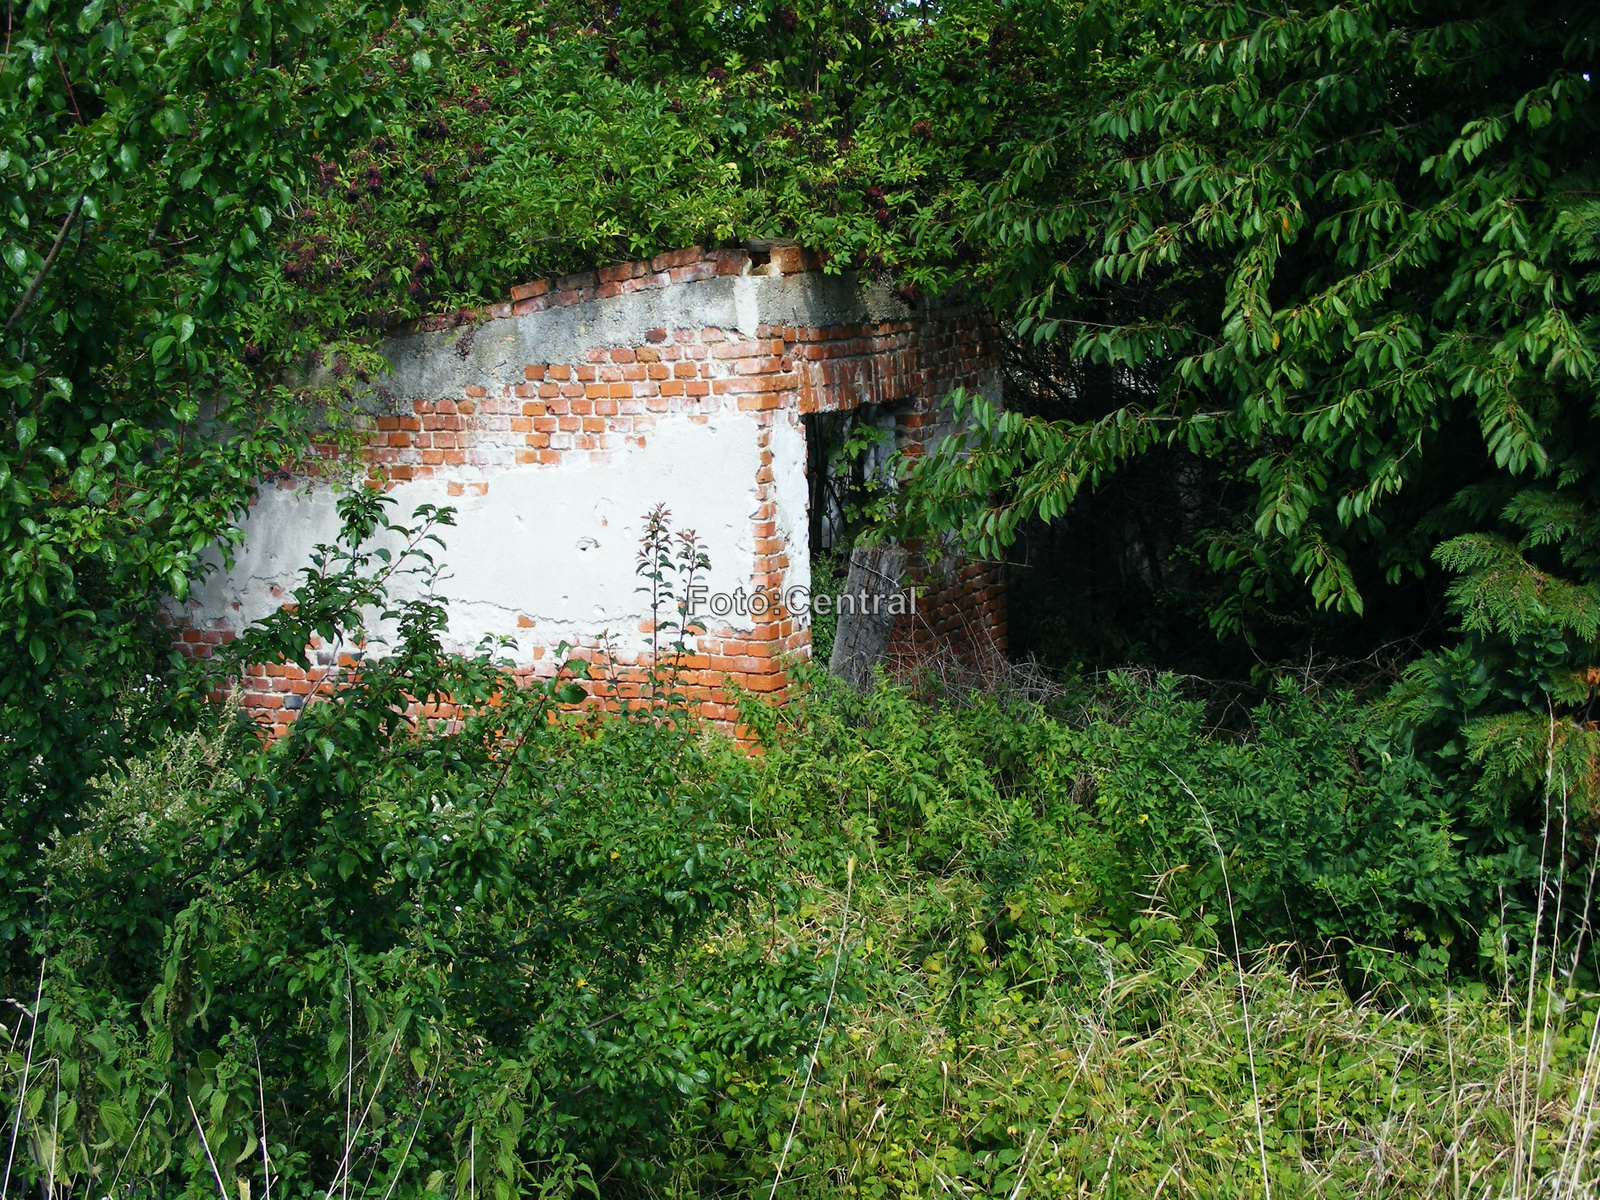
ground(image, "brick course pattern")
xmin=177 ymin=245 xmax=1005 ymax=739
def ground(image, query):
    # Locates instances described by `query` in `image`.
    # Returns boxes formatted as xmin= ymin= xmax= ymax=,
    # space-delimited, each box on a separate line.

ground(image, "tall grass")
xmin=734 ymin=919 xmax=1599 ymax=1198
xmin=698 ymin=674 xmax=1600 ymax=1199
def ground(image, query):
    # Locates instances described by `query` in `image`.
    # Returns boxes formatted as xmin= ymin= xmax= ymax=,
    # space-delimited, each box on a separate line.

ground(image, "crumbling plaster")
xmin=177 ymin=249 xmax=1000 ymax=701
xmin=186 ymin=264 xmax=921 ymax=663
xmin=189 ymin=413 xmax=767 ymax=660
xmin=347 ymin=270 xmax=919 ymax=413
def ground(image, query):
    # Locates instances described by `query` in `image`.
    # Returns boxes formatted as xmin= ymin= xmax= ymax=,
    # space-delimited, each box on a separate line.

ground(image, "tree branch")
xmin=6 ymin=193 xmax=85 ymax=335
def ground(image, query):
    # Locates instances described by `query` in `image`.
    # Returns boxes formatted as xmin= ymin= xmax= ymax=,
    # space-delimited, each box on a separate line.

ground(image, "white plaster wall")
xmin=185 ymin=412 xmax=764 ymax=662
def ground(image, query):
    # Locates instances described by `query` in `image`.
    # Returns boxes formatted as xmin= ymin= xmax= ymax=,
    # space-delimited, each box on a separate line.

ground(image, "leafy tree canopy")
xmin=890 ymin=0 xmax=1600 ymax=809
xmin=0 ymin=0 xmax=405 ymax=922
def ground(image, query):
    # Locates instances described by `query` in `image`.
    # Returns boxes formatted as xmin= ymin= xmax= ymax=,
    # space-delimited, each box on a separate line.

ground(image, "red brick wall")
xmin=179 ymin=245 xmax=1004 ymax=739
xmin=886 ymin=557 xmax=1008 ymax=679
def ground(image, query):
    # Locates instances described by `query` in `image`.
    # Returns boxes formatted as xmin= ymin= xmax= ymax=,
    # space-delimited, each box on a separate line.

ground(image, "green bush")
xmin=33 ymin=706 xmax=823 ymax=1197
xmin=754 ymin=670 xmax=1547 ymax=991
xmin=9 ymin=661 xmax=1593 ymax=1197
xmin=700 ymin=673 xmax=1597 ymax=1198
xmin=7 ymin=496 xmax=829 ymax=1198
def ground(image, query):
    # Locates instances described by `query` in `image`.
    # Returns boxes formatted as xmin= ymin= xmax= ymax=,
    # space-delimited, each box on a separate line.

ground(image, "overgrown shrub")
xmin=9 ymin=660 xmax=1596 ymax=1197
xmin=4 ymin=496 xmax=829 ymax=1198
xmin=753 ymin=670 xmax=1555 ymax=991
xmin=5 ymin=498 xmax=1595 ymax=1197
xmin=702 ymin=673 xmax=1599 ymax=1198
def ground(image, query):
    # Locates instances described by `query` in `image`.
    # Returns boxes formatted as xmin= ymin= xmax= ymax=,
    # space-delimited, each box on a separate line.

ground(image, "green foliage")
xmin=10 ymin=616 xmax=1595 ymax=1195
xmin=755 ymin=670 xmax=1547 ymax=991
xmin=249 ymin=0 xmax=758 ymax=334
xmin=1388 ymin=197 xmax=1600 ymax=813
xmin=630 ymin=501 xmax=712 ymax=714
xmin=238 ymin=0 xmax=1149 ymax=331
xmin=807 ymin=550 xmax=844 ymax=664
xmin=705 ymin=674 xmax=1596 ymax=1197
xmin=737 ymin=949 xmax=1599 ymax=1199
xmin=8 ymin=496 xmax=825 ymax=1197
xmin=702 ymin=0 xmax=1075 ymax=290
xmin=0 ymin=0 xmax=404 ymax=937
xmin=250 ymin=0 xmax=1065 ymax=329
xmin=906 ymin=2 xmax=1598 ymax=600
xmin=886 ymin=0 xmax=1600 ymax=818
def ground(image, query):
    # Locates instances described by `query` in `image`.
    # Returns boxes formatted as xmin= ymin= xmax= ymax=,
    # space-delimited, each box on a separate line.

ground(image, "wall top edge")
xmin=303 ymin=246 xmax=987 ymax=408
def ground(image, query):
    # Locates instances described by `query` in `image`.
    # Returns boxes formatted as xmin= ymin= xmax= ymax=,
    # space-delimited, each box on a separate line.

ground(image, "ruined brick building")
xmin=175 ymin=243 xmax=1006 ymax=734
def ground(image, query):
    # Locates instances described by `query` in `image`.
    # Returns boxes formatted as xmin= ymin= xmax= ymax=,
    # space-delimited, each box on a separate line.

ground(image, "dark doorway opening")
xmin=802 ymin=404 xmax=898 ymax=661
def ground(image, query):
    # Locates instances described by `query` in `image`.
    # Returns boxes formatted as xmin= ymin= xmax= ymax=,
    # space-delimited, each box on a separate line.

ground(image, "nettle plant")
xmin=564 ymin=502 xmax=713 ymax=720
xmin=631 ymin=502 xmax=712 ymax=714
